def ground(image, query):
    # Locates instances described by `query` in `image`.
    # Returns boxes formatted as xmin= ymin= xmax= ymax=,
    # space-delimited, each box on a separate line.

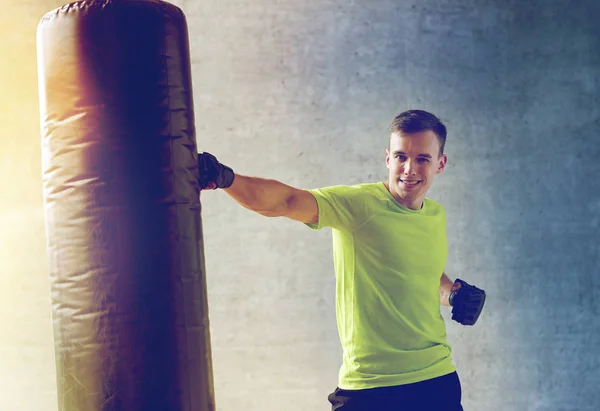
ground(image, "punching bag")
xmin=36 ymin=1 xmax=215 ymax=410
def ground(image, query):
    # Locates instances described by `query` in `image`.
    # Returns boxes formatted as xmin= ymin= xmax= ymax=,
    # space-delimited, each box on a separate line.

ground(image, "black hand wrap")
xmin=449 ymin=278 xmax=486 ymax=326
xmin=198 ymin=152 xmax=235 ymax=189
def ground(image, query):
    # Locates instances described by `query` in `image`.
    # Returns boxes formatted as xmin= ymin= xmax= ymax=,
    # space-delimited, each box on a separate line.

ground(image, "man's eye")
xmin=396 ymin=155 xmax=406 ymax=161
xmin=418 ymin=158 xmax=429 ymax=163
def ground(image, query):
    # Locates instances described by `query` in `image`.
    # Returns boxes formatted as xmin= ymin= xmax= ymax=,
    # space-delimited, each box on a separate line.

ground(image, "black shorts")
xmin=327 ymin=371 xmax=463 ymax=411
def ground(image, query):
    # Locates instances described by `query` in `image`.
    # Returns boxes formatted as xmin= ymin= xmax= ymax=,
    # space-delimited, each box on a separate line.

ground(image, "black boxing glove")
xmin=197 ymin=152 xmax=235 ymax=189
xmin=449 ymin=278 xmax=486 ymax=326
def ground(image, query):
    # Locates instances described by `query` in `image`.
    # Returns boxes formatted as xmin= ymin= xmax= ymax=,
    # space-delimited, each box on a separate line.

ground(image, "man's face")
xmin=385 ymin=130 xmax=447 ymax=210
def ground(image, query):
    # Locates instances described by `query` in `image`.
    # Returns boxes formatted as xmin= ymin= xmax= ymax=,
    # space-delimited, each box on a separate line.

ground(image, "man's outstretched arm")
xmin=199 ymin=152 xmax=318 ymax=224
xmin=224 ymin=174 xmax=318 ymax=225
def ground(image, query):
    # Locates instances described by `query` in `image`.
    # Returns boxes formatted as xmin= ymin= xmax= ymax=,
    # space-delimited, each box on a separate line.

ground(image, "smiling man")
xmin=198 ymin=109 xmax=486 ymax=411
xmin=385 ymin=113 xmax=447 ymax=210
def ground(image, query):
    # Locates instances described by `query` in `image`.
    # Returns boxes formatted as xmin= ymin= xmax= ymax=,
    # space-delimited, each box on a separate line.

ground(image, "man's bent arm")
xmin=439 ymin=272 xmax=454 ymax=307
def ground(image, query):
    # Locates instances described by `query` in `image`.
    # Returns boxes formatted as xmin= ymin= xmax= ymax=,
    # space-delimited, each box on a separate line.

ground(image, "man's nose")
xmin=404 ymin=159 xmax=417 ymax=175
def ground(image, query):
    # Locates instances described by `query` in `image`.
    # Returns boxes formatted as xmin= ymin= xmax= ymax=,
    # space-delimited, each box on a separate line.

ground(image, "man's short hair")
xmin=389 ymin=110 xmax=447 ymax=155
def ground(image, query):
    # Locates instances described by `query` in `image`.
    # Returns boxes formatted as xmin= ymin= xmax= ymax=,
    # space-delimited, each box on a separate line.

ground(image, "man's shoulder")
xmin=423 ymin=197 xmax=447 ymax=216
xmin=308 ymin=181 xmax=382 ymax=197
xmin=424 ymin=196 xmax=444 ymax=208
xmin=302 ymin=182 xmax=383 ymax=231
xmin=306 ymin=182 xmax=385 ymax=218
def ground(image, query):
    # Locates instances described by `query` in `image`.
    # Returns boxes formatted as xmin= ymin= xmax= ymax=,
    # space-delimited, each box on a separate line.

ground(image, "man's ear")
xmin=385 ymin=148 xmax=390 ymax=168
xmin=436 ymin=154 xmax=447 ymax=174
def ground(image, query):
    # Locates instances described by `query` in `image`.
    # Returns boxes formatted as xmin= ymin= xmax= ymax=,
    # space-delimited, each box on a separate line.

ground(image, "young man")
xmin=198 ymin=110 xmax=486 ymax=411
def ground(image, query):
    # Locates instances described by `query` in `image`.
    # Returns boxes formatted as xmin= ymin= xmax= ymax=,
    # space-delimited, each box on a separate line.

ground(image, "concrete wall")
xmin=1 ymin=0 xmax=599 ymax=410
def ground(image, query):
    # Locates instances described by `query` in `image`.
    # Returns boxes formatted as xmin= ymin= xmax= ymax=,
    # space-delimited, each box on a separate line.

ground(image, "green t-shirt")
xmin=305 ymin=182 xmax=455 ymax=389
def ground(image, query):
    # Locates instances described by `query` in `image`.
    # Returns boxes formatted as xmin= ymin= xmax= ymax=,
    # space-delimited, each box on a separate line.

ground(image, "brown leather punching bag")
xmin=36 ymin=1 xmax=215 ymax=410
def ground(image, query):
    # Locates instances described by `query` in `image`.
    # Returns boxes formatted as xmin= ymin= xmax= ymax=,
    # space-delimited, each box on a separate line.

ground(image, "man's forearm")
xmin=439 ymin=272 xmax=454 ymax=307
xmin=223 ymin=174 xmax=293 ymax=217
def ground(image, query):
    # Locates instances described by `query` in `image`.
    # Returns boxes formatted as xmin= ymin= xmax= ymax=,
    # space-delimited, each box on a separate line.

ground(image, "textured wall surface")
xmin=173 ymin=0 xmax=600 ymax=410
xmin=1 ymin=0 xmax=599 ymax=410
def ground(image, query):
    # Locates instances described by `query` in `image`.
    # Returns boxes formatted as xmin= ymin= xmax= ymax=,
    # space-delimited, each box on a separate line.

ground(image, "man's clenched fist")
xmin=198 ymin=152 xmax=235 ymax=190
xmin=449 ymin=278 xmax=486 ymax=326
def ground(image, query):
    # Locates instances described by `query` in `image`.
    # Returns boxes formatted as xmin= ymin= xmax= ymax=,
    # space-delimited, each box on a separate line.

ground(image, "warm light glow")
xmin=0 ymin=2 xmax=66 ymax=410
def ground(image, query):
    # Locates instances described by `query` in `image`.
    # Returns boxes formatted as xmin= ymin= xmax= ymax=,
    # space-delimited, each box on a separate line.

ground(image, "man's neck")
xmin=383 ymin=181 xmax=423 ymax=210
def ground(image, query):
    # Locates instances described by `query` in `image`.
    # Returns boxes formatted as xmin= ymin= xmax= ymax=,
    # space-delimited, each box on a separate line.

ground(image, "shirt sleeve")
xmin=303 ymin=184 xmax=368 ymax=232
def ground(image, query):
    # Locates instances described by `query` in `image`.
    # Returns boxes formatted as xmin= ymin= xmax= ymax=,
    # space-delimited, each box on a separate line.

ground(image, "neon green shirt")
xmin=305 ymin=182 xmax=455 ymax=389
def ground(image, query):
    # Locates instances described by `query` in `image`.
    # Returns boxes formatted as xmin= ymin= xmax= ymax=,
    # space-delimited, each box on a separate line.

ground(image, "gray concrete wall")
xmin=1 ymin=0 xmax=599 ymax=410
xmin=174 ymin=0 xmax=600 ymax=410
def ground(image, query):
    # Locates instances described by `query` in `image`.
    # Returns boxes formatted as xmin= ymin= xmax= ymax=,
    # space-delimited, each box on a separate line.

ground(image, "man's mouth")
xmin=399 ymin=179 xmax=421 ymax=187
